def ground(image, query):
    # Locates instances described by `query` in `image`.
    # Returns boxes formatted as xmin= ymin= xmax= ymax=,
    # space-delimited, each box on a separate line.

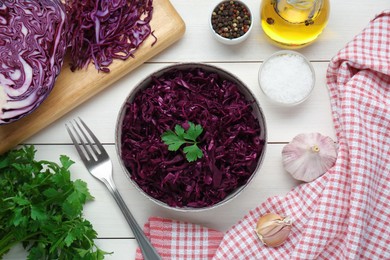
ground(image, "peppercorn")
xmin=211 ymin=0 xmax=251 ymax=39
xmin=266 ymin=17 xmax=274 ymax=25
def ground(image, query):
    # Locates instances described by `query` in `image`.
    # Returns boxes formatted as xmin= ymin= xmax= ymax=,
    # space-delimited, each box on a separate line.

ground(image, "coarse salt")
xmin=259 ymin=52 xmax=314 ymax=105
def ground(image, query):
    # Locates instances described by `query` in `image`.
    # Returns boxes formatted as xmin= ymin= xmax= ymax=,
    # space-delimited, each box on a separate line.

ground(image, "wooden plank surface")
xmin=26 ymin=62 xmax=336 ymax=144
xmin=3 ymin=0 xmax=389 ymax=259
xmin=152 ymin=0 xmax=389 ymax=62
xmin=0 ymin=0 xmax=185 ymax=154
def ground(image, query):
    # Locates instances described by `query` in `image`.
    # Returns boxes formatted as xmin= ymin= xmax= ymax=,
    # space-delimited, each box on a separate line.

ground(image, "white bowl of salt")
xmin=258 ymin=50 xmax=315 ymax=106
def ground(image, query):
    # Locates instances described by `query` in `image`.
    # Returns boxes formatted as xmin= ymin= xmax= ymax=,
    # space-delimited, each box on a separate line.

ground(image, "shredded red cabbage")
xmin=0 ymin=0 xmax=67 ymax=125
xmin=65 ymin=0 xmax=154 ymax=72
xmin=120 ymin=67 xmax=266 ymax=208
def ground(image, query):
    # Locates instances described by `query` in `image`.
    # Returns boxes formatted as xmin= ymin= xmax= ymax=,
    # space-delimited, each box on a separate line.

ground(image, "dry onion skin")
xmin=282 ymin=132 xmax=337 ymax=182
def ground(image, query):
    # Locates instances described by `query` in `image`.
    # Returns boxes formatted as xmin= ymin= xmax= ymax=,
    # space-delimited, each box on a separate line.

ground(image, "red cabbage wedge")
xmin=0 ymin=0 xmax=67 ymax=125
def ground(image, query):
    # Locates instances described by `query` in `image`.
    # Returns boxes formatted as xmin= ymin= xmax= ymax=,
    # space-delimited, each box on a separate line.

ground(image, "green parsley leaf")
xmin=64 ymin=232 xmax=76 ymax=247
xmin=183 ymin=144 xmax=204 ymax=162
xmin=43 ymin=188 xmax=60 ymax=198
xmin=183 ymin=122 xmax=203 ymax=142
xmin=11 ymin=208 xmax=27 ymax=227
xmin=73 ymin=179 xmax=95 ymax=202
xmin=174 ymin=124 xmax=185 ymax=138
xmin=161 ymin=130 xmax=187 ymax=151
xmin=30 ymin=205 xmax=47 ymax=221
xmin=76 ymin=248 xmax=90 ymax=258
xmin=28 ymin=245 xmax=45 ymax=260
xmin=161 ymin=122 xmax=204 ymax=162
xmin=0 ymin=157 xmax=9 ymax=169
xmin=60 ymin=155 xmax=74 ymax=170
xmin=12 ymin=196 xmax=30 ymax=206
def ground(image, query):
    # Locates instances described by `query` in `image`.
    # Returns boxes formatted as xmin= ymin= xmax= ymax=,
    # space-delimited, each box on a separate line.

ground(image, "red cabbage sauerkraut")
xmin=0 ymin=0 xmax=67 ymax=125
xmin=65 ymin=0 xmax=154 ymax=72
xmin=120 ymin=66 xmax=266 ymax=208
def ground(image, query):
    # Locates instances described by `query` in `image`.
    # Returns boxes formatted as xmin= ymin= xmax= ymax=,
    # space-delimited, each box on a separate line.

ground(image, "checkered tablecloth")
xmin=136 ymin=11 xmax=390 ymax=260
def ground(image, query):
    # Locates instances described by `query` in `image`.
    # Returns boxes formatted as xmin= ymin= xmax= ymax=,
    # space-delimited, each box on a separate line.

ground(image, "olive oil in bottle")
xmin=260 ymin=0 xmax=330 ymax=48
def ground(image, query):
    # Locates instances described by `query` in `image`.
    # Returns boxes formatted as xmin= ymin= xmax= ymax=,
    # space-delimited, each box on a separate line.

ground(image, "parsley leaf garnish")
xmin=162 ymin=122 xmax=204 ymax=162
xmin=0 ymin=145 xmax=111 ymax=259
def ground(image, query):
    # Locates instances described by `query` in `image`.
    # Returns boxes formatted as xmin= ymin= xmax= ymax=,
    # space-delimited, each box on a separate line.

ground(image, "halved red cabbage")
xmin=120 ymin=67 xmax=266 ymax=208
xmin=65 ymin=0 xmax=154 ymax=72
xmin=0 ymin=0 xmax=67 ymax=125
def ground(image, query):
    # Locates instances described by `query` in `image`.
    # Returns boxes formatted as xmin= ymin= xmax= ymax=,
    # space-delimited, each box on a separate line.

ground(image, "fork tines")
xmin=65 ymin=117 xmax=106 ymax=162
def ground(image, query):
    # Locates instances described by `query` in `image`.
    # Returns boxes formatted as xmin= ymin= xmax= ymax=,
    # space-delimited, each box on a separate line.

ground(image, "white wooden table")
xmin=5 ymin=0 xmax=389 ymax=259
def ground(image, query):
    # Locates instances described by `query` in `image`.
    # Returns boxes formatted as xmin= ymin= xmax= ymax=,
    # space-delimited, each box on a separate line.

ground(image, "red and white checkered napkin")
xmin=135 ymin=217 xmax=224 ymax=259
xmin=136 ymin=11 xmax=390 ymax=259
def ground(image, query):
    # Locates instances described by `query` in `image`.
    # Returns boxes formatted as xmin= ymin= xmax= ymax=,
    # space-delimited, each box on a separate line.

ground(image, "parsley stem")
xmin=0 ymin=232 xmax=14 ymax=250
xmin=0 ymin=231 xmax=41 ymax=256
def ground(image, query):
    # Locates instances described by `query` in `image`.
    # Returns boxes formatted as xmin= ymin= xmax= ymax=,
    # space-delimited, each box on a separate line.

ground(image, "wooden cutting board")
xmin=0 ymin=0 xmax=185 ymax=155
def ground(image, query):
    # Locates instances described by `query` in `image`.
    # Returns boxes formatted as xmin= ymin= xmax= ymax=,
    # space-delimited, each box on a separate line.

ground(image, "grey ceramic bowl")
xmin=115 ymin=63 xmax=267 ymax=212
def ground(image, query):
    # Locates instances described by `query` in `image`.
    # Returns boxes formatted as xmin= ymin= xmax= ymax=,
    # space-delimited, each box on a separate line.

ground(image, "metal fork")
xmin=66 ymin=118 xmax=162 ymax=260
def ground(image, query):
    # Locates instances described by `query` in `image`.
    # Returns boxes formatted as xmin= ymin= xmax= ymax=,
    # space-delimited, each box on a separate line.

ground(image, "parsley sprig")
xmin=0 ymin=145 xmax=111 ymax=259
xmin=162 ymin=122 xmax=204 ymax=162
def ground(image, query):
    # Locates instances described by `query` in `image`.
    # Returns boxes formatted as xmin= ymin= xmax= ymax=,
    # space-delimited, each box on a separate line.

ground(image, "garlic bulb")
xmin=255 ymin=213 xmax=292 ymax=247
xmin=282 ymin=133 xmax=337 ymax=182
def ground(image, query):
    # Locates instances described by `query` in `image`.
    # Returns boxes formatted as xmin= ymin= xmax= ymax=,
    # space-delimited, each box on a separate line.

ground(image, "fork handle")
xmin=102 ymin=176 xmax=162 ymax=260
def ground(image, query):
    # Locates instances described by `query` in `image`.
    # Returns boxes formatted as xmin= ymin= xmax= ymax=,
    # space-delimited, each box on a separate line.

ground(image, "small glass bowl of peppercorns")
xmin=210 ymin=0 xmax=253 ymax=45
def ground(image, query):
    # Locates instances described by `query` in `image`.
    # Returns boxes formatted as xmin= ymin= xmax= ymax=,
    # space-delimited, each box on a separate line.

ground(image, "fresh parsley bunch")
xmin=0 ymin=146 xmax=110 ymax=259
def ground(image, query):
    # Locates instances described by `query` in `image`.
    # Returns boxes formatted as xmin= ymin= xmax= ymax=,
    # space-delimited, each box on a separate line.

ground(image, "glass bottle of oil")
xmin=260 ymin=0 xmax=330 ymax=48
